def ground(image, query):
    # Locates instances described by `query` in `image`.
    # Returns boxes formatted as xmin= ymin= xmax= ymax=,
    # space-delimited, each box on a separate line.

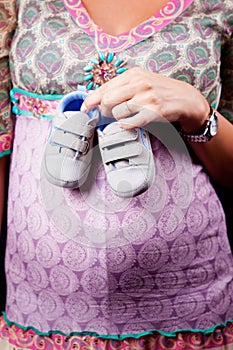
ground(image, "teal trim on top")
xmin=11 ymin=87 xmax=64 ymax=100
xmin=10 ymin=87 xmax=64 ymax=120
xmin=0 ymin=150 xmax=11 ymax=158
xmin=2 ymin=312 xmax=233 ymax=340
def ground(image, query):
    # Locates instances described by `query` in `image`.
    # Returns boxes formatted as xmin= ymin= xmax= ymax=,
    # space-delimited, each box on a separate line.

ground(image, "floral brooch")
xmin=83 ymin=52 xmax=127 ymax=90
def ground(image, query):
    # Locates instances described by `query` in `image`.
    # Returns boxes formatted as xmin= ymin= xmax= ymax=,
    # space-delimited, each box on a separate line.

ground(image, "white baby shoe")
xmin=43 ymin=91 xmax=99 ymax=188
xmin=98 ymin=121 xmax=155 ymax=197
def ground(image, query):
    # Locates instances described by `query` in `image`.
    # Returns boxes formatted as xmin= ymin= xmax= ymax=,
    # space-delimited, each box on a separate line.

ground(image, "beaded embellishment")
xmin=83 ymin=52 xmax=127 ymax=90
xmin=10 ymin=88 xmax=61 ymax=120
xmin=24 ymin=97 xmax=50 ymax=118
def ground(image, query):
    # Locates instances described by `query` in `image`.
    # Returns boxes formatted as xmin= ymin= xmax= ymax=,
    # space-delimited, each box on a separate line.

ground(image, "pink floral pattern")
xmin=0 ymin=133 xmax=14 ymax=155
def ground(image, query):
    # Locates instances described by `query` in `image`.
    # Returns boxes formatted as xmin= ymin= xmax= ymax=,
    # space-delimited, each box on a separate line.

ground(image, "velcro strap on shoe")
xmin=51 ymin=130 xmax=89 ymax=154
xmin=101 ymin=142 xmax=142 ymax=164
xmin=57 ymin=124 xmax=94 ymax=139
xmin=99 ymin=129 xmax=138 ymax=149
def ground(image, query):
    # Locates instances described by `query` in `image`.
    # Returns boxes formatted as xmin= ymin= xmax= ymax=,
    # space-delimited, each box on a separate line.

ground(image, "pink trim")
xmin=62 ymin=0 xmax=195 ymax=52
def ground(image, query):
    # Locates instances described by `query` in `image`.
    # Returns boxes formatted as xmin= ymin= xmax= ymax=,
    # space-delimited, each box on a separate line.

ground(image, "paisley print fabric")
xmin=6 ymin=97 xmax=233 ymax=337
xmin=0 ymin=1 xmax=17 ymax=156
xmin=0 ymin=0 xmax=233 ymax=349
xmin=1 ymin=0 xmax=232 ymax=115
xmin=0 ymin=0 xmax=233 ymax=148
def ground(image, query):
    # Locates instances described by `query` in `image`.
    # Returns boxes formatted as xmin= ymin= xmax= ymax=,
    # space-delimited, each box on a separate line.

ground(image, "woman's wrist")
xmin=179 ymin=94 xmax=211 ymax=134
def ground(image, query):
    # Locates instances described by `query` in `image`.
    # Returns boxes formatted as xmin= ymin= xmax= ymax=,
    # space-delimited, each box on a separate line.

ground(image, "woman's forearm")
xmin=188 ymin=112 xmax=233 ymax=188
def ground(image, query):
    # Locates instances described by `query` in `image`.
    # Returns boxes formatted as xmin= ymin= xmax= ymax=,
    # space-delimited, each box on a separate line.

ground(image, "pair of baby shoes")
xmin=43 ymin=91 xmax=155 ymax=198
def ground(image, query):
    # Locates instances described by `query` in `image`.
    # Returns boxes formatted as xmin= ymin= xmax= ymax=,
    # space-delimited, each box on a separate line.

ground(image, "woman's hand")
xmin=82 ymin=67 xmax=233 ymax=188
xmin=82 ymin=67 xmax=210 ymax=132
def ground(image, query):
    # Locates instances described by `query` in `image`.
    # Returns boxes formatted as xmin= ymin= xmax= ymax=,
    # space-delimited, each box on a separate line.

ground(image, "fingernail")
xmin=81 ymin=103 xmax=87 ymax=112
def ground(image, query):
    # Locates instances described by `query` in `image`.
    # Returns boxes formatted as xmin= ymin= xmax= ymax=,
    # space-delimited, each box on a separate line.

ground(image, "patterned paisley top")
xmin=0 ymin=0 xmax=233 ymax=345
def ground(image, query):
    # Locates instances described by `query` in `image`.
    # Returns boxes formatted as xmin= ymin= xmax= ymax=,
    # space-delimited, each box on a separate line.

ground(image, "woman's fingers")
xmin=112 ymin=100 xmax=138 ymax=119
xmin=82 ymin=72 xmax=132 ymax=114
xmin=81 ymin=88 xmax=102 ymax=112
xmin=81 ymin=67 xmax=185 ymax=128
xmin=101 ymin=82 xmax=134 ymax=117
xmin=118 ymin=107 xmax=163 ymax=129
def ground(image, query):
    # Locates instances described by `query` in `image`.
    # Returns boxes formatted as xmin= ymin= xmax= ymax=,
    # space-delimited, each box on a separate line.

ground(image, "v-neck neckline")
xmin=63 ymin=0 xmax=195 ymax=52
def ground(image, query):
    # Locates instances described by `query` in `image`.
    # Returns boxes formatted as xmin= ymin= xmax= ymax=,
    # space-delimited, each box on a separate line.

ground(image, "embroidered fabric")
xmin=0 ymin=0 xmax=233 ymax=348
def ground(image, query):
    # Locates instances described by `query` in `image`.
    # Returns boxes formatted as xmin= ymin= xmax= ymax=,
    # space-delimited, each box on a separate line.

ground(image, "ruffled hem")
xmin=2 ymin=312 xmax=233 ymax=340
xmin=1 ymin=314 xmax=233 ymax=350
